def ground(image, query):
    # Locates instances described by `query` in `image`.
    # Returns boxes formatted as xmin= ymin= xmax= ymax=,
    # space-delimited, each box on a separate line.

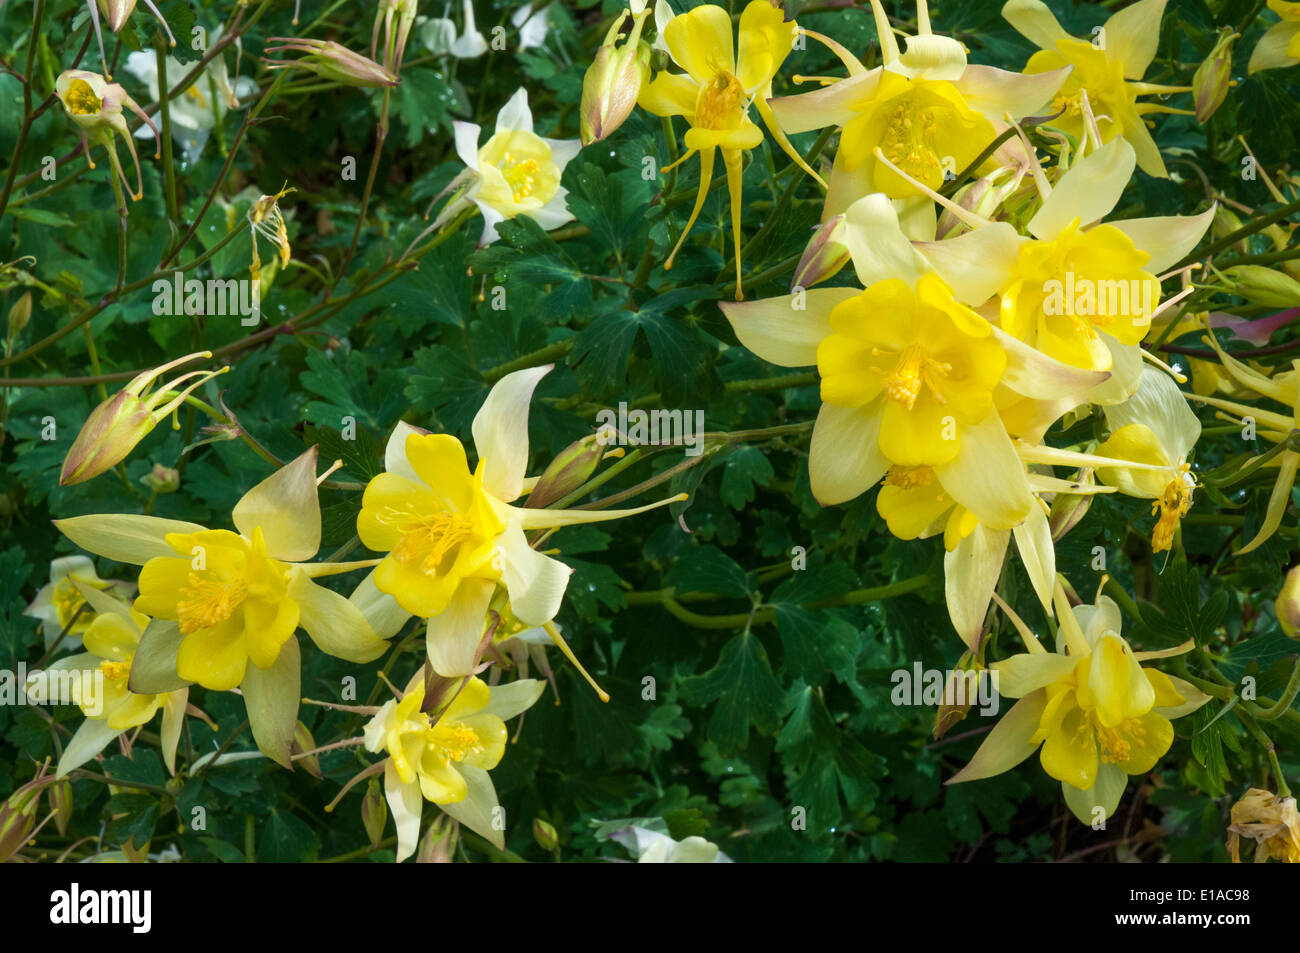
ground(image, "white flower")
xmin=24 ymin=556 xmax=131 ymax=650
xmin=512 ymin=3 xmax=553 ymax=50
xmin=611 ymin=825 xmax=733 ymax=863
xmin=452 ymin=88 xmax=580 ymax=245
xmin=124 ymin=27 xmax=255 ymax=166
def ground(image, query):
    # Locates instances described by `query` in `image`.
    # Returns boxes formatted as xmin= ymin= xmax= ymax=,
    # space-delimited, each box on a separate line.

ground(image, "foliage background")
xmin=1 ymin=0 xmax=1298 ymax=862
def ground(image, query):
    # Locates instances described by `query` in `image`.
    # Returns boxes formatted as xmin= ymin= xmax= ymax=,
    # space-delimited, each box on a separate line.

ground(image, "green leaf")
xmin=258 ymin=809 xmax=322 ymax=862
xmin=680 ymin=631 xmax=787 ymax=752
xmin=718 ymin=444 xmax=775 ymax=509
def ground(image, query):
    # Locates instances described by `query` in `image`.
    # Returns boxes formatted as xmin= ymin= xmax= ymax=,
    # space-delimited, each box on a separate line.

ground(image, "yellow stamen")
xmin=428 ymin=722 xmax=482 ymax=763
xmin=884 ymin=465 xmax=938 ymax=489
xmin=694 ymin=71 xmax=747 ymax=131
xmin=64 ymin=79 xmax=102 ymax=116
xmin=879 ymin=344 xmax=951 ymax=409
xmin=176 ymin=573 xmax=248 ymax=634
xmin=499 ymin=151 xmax=542 ymax=202
xmin=1151 ymin=464 xmax=1194 ymax=553
xmin=384 ymin=508 xmax=476 ymax=577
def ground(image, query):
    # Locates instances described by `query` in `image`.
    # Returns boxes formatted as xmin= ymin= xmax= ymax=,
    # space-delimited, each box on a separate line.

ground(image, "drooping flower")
xmin=1002 ymin=0 xmax=1191 ymax=177
xmin=248 ymin=185 xmax=295 ymax=285
xmin=54 ymin=447 xmax=389 ymax=765
xmin=357 ymin=366 xmax=683 ymax=678
xmin=949 ymin=584 xmax=1211 ymax=823
xmin=1094 ymin=367 xmax=1202 ymax=552
xmin=637 ymin=0 xmax=816 ymax=299
xmin=123 ymin=27 xmax=256 ymax=165
xmin=363 ymin=674 xmax=544 ymax=861
xmin=56 ymin=69 xmax=160 ymax=201
xmin=1248 ymin=1 xmax=1300 ymax=74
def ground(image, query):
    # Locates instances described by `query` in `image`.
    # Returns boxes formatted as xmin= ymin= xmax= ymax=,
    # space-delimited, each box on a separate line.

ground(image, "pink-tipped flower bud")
xmin=1194 ymin=29 xmax=1238 ymax=123
xmin=60 ymin=351 xmax=226 ymax=486
xmin=262 ymin=38 xmax=400 ymax=88
xmin=791 ymin=215 xmax=849 ymax=291
xmin=580 ymin=7 xmax=652 ymax=146
xmin=524 ymin=433 xmax=610 ymax=509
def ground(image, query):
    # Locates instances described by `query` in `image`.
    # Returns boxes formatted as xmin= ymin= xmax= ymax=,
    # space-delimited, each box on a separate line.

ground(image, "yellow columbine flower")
xmin=1226 ymin=788 xmax=1300 ymax=862
xmin=768 ymin=0 xmax=1069 ymax=219
xmin=638 ymin=0 xmax=809 ymax=300
xmin=26 ymin=579 xmax=190 ymax=778
xmin=441 ymin=88 xmax=580 ymax=246
xmin=949 ymin=584 xmax=1211 ymax=823
xmin=1248 ymin=0 xmax=1300 ymax=73
xmin=56 ymin=69 xmax=160 ymax=201
xmin=55 ymin=447 xmax=389 ymax=766
xmin=363 ymin=675 xmax=544 ymax=861
xmin=820 ymin=272 xmax=1006 ymax=466
xmin=1094 ymin=367 xmax=1201 ymax=552
xmin=720 ymin=192 xmax=1110 ymax=527
xmin=358 ymin=365 xmax=683 ymax=678
xmin=1002 ymin=0 xmax=1191 ymax=177
xmin=24 ymin=556 xmax=127 ymax=650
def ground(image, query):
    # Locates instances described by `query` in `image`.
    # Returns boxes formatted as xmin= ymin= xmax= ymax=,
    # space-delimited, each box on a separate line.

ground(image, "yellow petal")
xmin=232 ymin=446 xmax=321 ymax=562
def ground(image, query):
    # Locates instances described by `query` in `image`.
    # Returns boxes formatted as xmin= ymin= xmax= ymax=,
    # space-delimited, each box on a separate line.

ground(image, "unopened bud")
xmin=142 ymin=462 xmax=180 ymax=494
xmin=0 ymin=769 xmax=54 ymax=862
xmin=1276 ymin=566 xmax=1300 ymax=639
xmin=49 ymin=780 xmax=73 ymax=837
xmin=1193 ymin=29 xmax=1238 ymax=123
xmin=524 ymin=434 xmax=609 ymax=508
xmin=791 ymin=215 xmax=849 ymax=291
xmin=361 ymin=778 xmax=387 ymax=848
xmin=7 ymin=291 xmax=31 ymax=336
xmin=1219 ymin=265 xmax=1300 ymax=309
xmin=60 ymin=351 xmax=225 ymax=485
xmin=262 ymin=39 xmax=400 ymax=88
xmin=533 ymin=816 xmax=560 ymax=852
xmin=1049 ymin=476 xmax=1096 ymax=542
xmin=291 ymin=721 xmax=322 ymax=779
xmin=933 ymin=651 xmax=980 ymax=740
xmin=580 ymin=8 xmax=651 ymax=146
xmin=416 ymin=813 xmax=457 ymax=863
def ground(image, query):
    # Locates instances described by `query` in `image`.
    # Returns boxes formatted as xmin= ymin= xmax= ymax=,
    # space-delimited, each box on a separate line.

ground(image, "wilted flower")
xmin=56 ymin=69 xmax=160 ymax=201
xmin=60 ymin=351 xmax=226 ymax=486
xmin=1226 ymin=788 xmax=1300 ymax=862
xmin=248 ymin=185 xmax=295 ymax=284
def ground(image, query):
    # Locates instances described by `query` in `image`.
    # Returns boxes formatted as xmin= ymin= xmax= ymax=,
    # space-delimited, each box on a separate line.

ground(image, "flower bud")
xmin=60 ymin=351 xmax=226 ymax=485
xmin=361 ymin=778 xmax=387 ymax=848
xmin=533 ymin=816 xmax=560 ymax=852
xmin=524 ymin=434 xmax=609 ymax=508
xmin=1276 ymin=566 xmax=1300 ymax=639
xmin=1219 ymin=265 xmax=1300 ymax=309
xmin=49 ymin=780 xmax=74 ymax=837
xmin=7 ymin=291 xmax=31 ymax=336
xmin=1193 ymin=29 xmax=1238 ymax=123
xmin=141 ymin=462 xmax=180 ymax=494
xmin=291 ymin=721 xmax=322 ymax=779
xmin=0 ymin=768 xmax=55 ymax=862
xmin=580 ymin=8 xmax=652 ymax=146
xmin=933 ymin=651 xmax=982 ymax=740
xmin=416 ymin=813 xmax=457 ymax=863
xmin=262 ymin=39 xmax=400 ymax=88
xmin=1049 ymin=474 xmax=1096 ymax=542
xmin=791 ymin=215 xmax=850 ymax=291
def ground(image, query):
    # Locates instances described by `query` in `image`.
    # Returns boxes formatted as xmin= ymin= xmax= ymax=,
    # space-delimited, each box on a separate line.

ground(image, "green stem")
xmin=1174 ymin=194 xmax=1300 ymax=271
xmin=1251 ymin=652 xmax=1300 ymax=721
xmin=155 ymin=41 xmax=179 ymax=230
xmin=0 ymin=0 xmax=43 ymax=225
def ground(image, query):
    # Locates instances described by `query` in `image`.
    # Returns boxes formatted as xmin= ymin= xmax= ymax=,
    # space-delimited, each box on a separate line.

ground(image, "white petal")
xmin=915 ymin=223 xmax=1022 ymax=306
xmin=844 ymin=193 xmax=926 ymax=287
xmin=1028 ymin=138 xmax=1136 ymax=240
xmin=385 ymin=420 xmax=428 ymax=483
xmin=496 ymin=87 xmax=533 ymax=133
xmin=472 ymin=364 xmax=552 ymax=502
xmin=1109 ymin=206 xmax=1214 ymax=274
xmin=427 ymin=577 xmax=494 ymax=677
xmin=57 ymin=718 xmax=123 ymax=778
xmin=385 ymin=762 xmax=424 ymax=862
xmin=454 ymin=120 xmax=482 ymax=171
xmin=495 ymin=521 xmax=571 ymax=626
xmin=717 ymin=288 xmax=849 ymax=367
xmin=480 ymin=678 xmax=546 ymax=721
